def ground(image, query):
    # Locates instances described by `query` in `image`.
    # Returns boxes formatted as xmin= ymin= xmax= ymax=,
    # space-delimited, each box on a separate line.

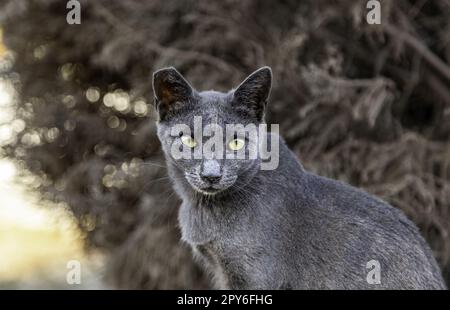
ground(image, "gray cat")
xmin=152 ymin=66 xmax=446 ymax=289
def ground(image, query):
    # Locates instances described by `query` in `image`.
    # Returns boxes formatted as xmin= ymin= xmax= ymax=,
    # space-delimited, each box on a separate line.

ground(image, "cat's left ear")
xmin=152 ymin=67 xmax=194 ymax=121
xmin=232 ymin=67 xmax=272 ymax=122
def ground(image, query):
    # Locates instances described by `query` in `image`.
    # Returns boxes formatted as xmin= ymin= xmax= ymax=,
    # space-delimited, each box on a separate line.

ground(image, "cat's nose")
xmin=200 ymin=160 xmax=222 ymax=184
xmin=201 ymin=174 xmax=222 ymax=184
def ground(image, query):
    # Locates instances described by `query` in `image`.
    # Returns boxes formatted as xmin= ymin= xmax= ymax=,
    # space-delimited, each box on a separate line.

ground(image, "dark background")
xmin=0 ymin=0 xmax=449 ymax=288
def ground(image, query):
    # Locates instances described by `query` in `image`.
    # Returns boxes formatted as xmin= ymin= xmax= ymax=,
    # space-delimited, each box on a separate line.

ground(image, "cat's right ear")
xmin=152 ymin=67 xmax=194 ymax=121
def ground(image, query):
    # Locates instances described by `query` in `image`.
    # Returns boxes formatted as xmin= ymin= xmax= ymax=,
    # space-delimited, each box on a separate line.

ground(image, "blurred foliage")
xmin=0 ymin=28 xmax=7 ymax=58
xmin=0 ymin=0 xmax=449 ymax=288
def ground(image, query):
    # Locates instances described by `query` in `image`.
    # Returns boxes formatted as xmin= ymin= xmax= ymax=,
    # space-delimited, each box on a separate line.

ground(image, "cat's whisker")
xmin=140 ymin=161 xmax=167 ymax=169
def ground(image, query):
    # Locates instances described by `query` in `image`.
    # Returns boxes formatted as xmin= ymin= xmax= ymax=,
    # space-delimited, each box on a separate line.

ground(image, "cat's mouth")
xmin=197 ymin=186 xmax=221 ymax=195
xmin=192 ymin=182 xmax=236 ymax=196
xmin=185 ymin=174 xmax=237 ymax=196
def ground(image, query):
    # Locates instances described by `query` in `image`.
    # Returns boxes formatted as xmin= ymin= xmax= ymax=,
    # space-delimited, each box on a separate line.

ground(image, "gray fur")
xmin=152 ymin=67 xmax=446 ymax=289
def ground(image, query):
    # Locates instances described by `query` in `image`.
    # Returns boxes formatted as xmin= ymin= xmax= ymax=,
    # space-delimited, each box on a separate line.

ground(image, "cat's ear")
xmin=232 ymin=67 xmax=272 ymax=122
xmin=152 ymin=67 xmax=194 ymax=121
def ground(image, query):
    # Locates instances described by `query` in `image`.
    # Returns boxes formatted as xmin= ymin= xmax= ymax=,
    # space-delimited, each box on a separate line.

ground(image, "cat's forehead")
xmin=160 ymin=90 xmax=253 ymax=128
xmin=198 ymin=90 xmax=230 ymax=110
xmin=186 ymin=90 xmax=241 ymax=125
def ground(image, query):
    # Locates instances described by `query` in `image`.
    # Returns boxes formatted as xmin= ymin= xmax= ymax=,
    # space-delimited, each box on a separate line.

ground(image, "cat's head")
xmin=152 ymin=67 xmax=272 ymax=195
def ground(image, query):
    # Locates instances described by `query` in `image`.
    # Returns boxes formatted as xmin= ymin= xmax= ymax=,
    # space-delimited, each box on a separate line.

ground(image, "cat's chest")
xmin=192 ymin=241 xmax=254 ymax=289
xmin=178 ymin=199 xmax=242 ymax=244
xmin=192 ymin=242 xmax=231 ymax=288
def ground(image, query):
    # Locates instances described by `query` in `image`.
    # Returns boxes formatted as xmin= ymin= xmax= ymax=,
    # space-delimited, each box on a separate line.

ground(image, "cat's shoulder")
xmin=303 ymin=172 xmax=420 ymax=237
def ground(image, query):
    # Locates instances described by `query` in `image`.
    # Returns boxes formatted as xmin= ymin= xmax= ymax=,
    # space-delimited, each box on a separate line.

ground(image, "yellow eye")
xmin=228 ymin=138 xmax=245 ymax=151
xmin=181 ymin=135 xmax=197 ymax=148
